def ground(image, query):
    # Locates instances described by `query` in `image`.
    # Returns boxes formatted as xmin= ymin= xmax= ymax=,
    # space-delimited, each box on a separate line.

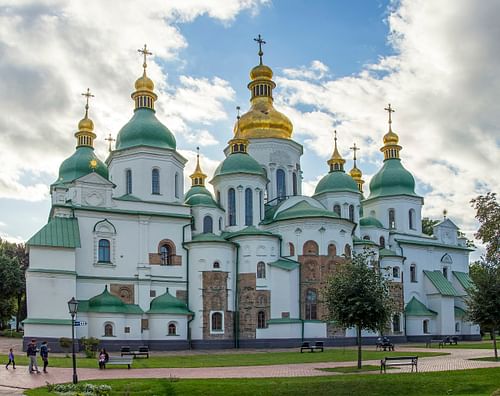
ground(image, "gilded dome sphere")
xmin=135 ymin=74 xmax=154 ymax=92
xmin=78 ymin=116 xmax=94 ymax=131
xmin=235 ymin=101 xmax=293 ymax=140
xmin=350 ymin=166 xmax=362 ymax=179
xmin=250 ymin=64 xmax=273 ymax=80
xmin=383 ymin=129 xmax=399 ymax=145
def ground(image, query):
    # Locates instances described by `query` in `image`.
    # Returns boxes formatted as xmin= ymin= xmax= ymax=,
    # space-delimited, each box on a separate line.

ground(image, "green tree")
xmin=465 ymin=261 xmax=500 ymax=359
xmin=323 ymin=251 xmax=393 ymax=368
xmin=471 ymin=192 xmax=500 ymax=263
xmin=422 ymin=217 xmax=439 ymax=236
xmin=0 ymin=252 xmax=23 ymax=327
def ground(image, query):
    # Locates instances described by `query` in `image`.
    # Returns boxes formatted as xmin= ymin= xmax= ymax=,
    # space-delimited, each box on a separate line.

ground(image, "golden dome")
xmin=327 ymin=131 xmax=346 ymax=171
xmin=350 ymin=166 xmax=362 ymax=179
xmin=383 ymin=128 xmax=399 ymax=145
xmin=135 ymin=73 xmax=154 ymax=92
xmin=78 ymin=116 xmax=94 ymax=132
xmin=250 ymin=64 xmax=273 ymax=80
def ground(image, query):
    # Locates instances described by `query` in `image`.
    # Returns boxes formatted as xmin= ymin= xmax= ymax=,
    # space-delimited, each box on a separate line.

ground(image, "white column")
xmin=236 ymin=185 xmax=244 ymax=228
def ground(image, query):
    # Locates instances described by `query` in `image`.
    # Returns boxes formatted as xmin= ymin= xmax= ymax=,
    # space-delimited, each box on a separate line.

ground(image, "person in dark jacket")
xmin=40 ymin=341 xmax=49 ymax=373
xmin=98 ymin=348 xmax=109 ymax=369
xmin=26 ymin=339 xmax=40 ymax=374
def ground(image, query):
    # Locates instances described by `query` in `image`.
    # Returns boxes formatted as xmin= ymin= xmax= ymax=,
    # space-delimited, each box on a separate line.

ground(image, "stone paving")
xmin=0 ymin=340 xmax=499 ymax=393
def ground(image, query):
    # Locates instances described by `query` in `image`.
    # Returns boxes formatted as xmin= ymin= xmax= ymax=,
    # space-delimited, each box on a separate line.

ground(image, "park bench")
xmin=376 ymin=340 xmax=395 ymax=351
xmin=380 ymin=356 xmax=418 ymax=373
xmin=426 ymin=339 xmax=445 ymax=348
xmin=300 ymin=341 xmax=324 ymax=353
xmin=120 ymin=346 xmax=149 ymax=358
xmin=106 ymin=356 xmax=133 ymax=369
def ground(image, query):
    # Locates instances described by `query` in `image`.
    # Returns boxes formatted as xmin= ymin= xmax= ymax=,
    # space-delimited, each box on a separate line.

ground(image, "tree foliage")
xmin=323 ymin=251 xmax=393 ymax=368
xmin=471 ymin=192 xmax=500 ymax=263
xmin=0 ymin=252 xmax=23 ymax=326
xmin=421 ymin=218 xmax=439 ymax=236
xmin=465 ymin=261 xmax=500 ymax=359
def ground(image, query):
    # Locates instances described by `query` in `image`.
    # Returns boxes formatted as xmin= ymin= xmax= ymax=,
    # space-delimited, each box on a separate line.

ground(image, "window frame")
xmin=98 ymin=239 xmax=111 ymax=263
xmin=210 ymin=311 xmax=224 ymax=334
xmin=151 ymin=168 xmax=160 ymax=195
xmin=257 ymin=261 xmax=266 ymax=279
xmin=305 ymin=288 xmax=318 ymax=320
xmin=245 ymin=187 xmax=253 ymax=226
xmin=228 ymin=188 xmax=236 ymax=226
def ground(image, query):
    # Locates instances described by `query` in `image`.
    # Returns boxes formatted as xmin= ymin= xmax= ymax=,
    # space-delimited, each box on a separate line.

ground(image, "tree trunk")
xmin=493 ymin=327 xmax=498 ymax=360
xmin=16 ymin=292 xmax=22 ymax=332
xmin=357 ymin=325 xmax=362 ymax=369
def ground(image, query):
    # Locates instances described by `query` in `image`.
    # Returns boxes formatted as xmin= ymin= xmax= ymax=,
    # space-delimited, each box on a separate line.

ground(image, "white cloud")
xmin=282 ymin=60 xmax=330 ymax=80
xmin=274 ymin=0 xmax=500 ymax=237
xmin=183 ymin=129 xmax=220 ymax=147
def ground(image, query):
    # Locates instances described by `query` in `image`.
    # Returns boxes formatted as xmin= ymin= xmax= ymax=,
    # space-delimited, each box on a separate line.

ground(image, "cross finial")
xmin=350 ymin=142 xmax=360 ymax=163
xmin=384 ymin=103 xmax=395 ymax=126
xmin=334 ymin=130 xmax=338 ymax=146
xmin=443 ymin=209 xmax=448 ymax=219
xmin=253 ymin=34 xmax=266 ymax=65
xmin=105 ymin=133 xmax=116 ymax=152
xmin=236 ymin=105 xmax=241 ymax=120
xmin=81 ymin=88 xmax=94 ymax=118
xmin=196 ymin=146 xmax=200 ymax=160
xmin=138 ymin=44 xmax=153 ymax=73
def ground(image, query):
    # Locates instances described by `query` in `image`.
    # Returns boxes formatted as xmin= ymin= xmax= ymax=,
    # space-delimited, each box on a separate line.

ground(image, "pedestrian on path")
xmin=26 ymin=339 xmax=40 ymax=374
xmin=5 ymin=348 xmax=15 ymax=369
xmin=40 ymin=341 xmax=49 ymax=373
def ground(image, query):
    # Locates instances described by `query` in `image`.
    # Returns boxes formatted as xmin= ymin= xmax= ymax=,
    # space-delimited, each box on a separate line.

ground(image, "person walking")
xmin=40 ymin=341 xmax=49 ymax=373
xmin=26 ymin=339 xmax=40 ymax=374
xmin=5 ymin=348 xmax=15 ymax=369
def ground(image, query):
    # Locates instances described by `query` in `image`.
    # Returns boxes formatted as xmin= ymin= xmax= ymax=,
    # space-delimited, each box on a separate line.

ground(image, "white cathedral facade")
xmin=24 ymin=45 xmax=479 ymax=350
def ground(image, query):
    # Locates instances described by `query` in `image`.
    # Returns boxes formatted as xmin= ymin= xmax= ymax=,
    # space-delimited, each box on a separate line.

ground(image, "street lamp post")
xmin=67 ymin=297 xmax=78 ymax=384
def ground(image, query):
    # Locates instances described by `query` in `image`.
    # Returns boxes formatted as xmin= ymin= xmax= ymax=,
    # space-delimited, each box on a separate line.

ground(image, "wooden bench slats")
xmin=300 ymin=341 xmax=324 ymax=353
xmin=380 ymin=356 xmax=418 ymax=373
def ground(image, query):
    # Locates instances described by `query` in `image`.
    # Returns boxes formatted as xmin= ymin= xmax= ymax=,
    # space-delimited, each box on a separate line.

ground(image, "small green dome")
xmin=314 ymin=171 xmax=359 ymax=195
xmin=88 ymin=286 xmax=126 ymax=313
xmin=184 ymin=185 xmax=212 ymax=201
xmin=360 ymin=216 xmax=384 ymax=228
xmin=368 ymin=158 xmax=417 ymax=199
xmin=212 ymin=153 xmax=265 ymax=179
xmin=147 ymin=289 xmax=192 ymax=315
xmin=185 ymin=193 xmax=218 ymax=207
xmin=55 ymin=146 xmax=108 ymax=185
xmin=116 ymin=108 xmax=176 ymax=151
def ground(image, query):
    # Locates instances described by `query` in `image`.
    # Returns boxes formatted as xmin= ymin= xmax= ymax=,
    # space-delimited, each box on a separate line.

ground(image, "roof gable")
xmin=423 ymin=270 xmax=461 ymax=296
xmin=27 ymin=217 xmax=81 ymax=248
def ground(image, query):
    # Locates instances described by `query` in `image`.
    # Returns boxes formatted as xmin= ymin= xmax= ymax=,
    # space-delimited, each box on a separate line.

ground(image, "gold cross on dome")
xmin=384 ymin=103 xmax=395 ymax=125
xmin=81 ymin=88 xmax=94 ymax=116
xmin=254 ymin=34 xmax=266 ymax=65
xmin=138 ymin=44 xmax=153 ymax=70
xmin=350 ymin=143 xmax=360 ymax=161
xmin=105 ymin=133 xmax=116 ymax=152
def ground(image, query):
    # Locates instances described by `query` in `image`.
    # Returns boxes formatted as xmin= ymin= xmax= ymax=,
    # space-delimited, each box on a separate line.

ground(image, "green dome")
xmin=360 ymin=216 xmax=384 ymax=228
xmin=55 ymin=146 xmax=108 ymax=185
xmin=88 ymin=286 xmax=126 ymax=313
xmin=115 ymin=108 xmax=176 ymax=151
xmin=184 ymin=185 xmax=212 ymax=201
xmin=212 ymin=153 xmax=265 ymax=179
xmin=368 ymin=158 xmax=417 ymax=199
xmin=314 ymin=170 xmax=359 ymax=195
xmin=147 ymin=289 xmax=192 ymax=315
xmin=185 ymin=193 xmax=218 ymax=207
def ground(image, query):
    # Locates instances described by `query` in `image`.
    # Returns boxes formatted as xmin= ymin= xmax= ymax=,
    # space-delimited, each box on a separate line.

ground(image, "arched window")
xmin=410 ymin=264 xmax=417 ymax=282
xmin=203 ymin=215 xmax=213 ymax=234
xmin=305 ymin=289 xmax=317 ymax=320
xmin=213 ymin=261 xmax=220 ymax=269
xmin=168 ymin=322 xmax=177 ymax=336
xmin=228 ymin=188 xmax=236 ymax=226
xmin=303 ymin=240 xmax=319 ymax=255
xmin=152 ymin=168 xmax=160 ymax=194
xmin=328 ymin=243 xmax=337 ymax=257
xmin=257 ymin=311 xmax=266 ymax=329
xmin=344 ymin=244 xmax=351 ymax=257
xmin=125 ymin=169 xmax=132 ymax=194
xmin=245 ymin=188 xmax=253 ymax=226
xmin=333 ymin=204 xmax=341 ymax=217
xmin=423 ymin=319 xmax=429 ymax=334
xmin=349 ymin=205 xmax=355 ymax=222
xmin=216 ymin=191 xmax=221 ymax=204
xmin=174 ymin=173 xmax=180 ymax=198
xmin=455 ymin=322 xmax=460 ymax=333
xmin=219 ymin=217 xmax=223 ymax=230
xmin=104 ymin=323 xmax=113 ymax=337
xmin=276 ymin=169 xmax=286 ymax=200
xmin=257 ymin=262 xmax=266 ymax=279
xmin=393 ymin=314 xmax=400 ymax=332
xmin=211 ymin=312 xmax=223 ymax=331
xmin=292 ymin=172 xmax=298 ymax=196
xmin=379 ymin=236 xmax=386 ymax=248
xmin=160 ymin=244 xmax=172 ymax=265
xmin=393 ymin=266 xmax=400 ymax=278
xmin=389 ymin=209 xmax=396 ymax=229
xmin=98 ymin=239 xmax=111 ymax=262
xmin=289 ymin=242 xmax=295 ymax=256
xmin=409 ymin=209 xmax=416 ymax=230
xmin=443 ymin=266 xmax=448 ymax=279
xmin=259 ymin=190 xmax=263 ymax=220
xmin=363 ymin=235 xmax=371 ymax=240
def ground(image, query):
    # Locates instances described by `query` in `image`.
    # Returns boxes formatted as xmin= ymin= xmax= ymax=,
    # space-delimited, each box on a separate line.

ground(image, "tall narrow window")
xmin=423 ymin=319 xmax=429 ymax=334
xmin=203 ymin=216 xmax=213 ymax=234
xmin=328 ymin=243 xmax=337 ymax=256
xmin=349 ymin=205 xmax=355 ymax=222
xmin=125 ymin=169 xmax=132 ymax=195
xmin=393 ymin=266 xmax=400 ymax=278
xmin=98 ymin=239 xmax=111 ymax=262
xmin=152 ymin=168 xmax=160 ymax=194
xmin=410 ymin=264 xmax=417 ymax=282
xmin=292 ymin=172 xmax=298 ymax=196
xmin=305 ymin=289 xmax=317 ymax=320
xmin=379 ymin=236 xmax=386 ymax=248
xmin=211 ymin=312 xmax=223 ymax=331
xmin=409 ymin=209 xmax=416 ymax=230
xmin=245 ymin=188 xmax=253 ymax=226
xmin=160 ymin=244 xmax=171 ymax=265
xmin=442 ymin=266 xmax=448 ymax=279
xmin=276 ymin=169 xmax=286 ymax=200
xmin=218 ymin=217 xmax=222 ymax=231
xmin=389 ymin=209 xmax=396 ymax=229
xmin=228 ymin=188 xmax=236 ymax=226
xmin=216 ymin=191 xmax=221 ymax=204
xmin=333 ymin=204 xmax=341 ymax=217
xmin=174 ymin=173 xmax=180 ymax=198
xmin=168 ymin=323 xmax=177 ymax=336
xmin=393 ymin=314 xmax=400 ymax=332
xmin=259 ymin=191 xmax=263 ymax=220
xmin=257 ymin=311 xmax=266 ymax=329
xmin=289 ymin=242 xmax=295 ymax=256
xmin=344 ymin=244 xmax=352 ymax=257
xmin=257 ymin=262 xmax=266 ymax=279
xmin=104 ymin=323 xmax=113 ymax=337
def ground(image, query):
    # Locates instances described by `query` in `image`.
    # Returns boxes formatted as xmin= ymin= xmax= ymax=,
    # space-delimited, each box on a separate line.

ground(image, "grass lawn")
xmin=412 ymin=341 xmax=498 ymax=350
xmin=10 ymin=349 xmax=445 ymax=369
xmin=470 ymin=357 xmax=500 ymax=362
xmin=318 ymin=364 xmax=387 ymax=373
xmin=25 ymin=367 xmax=500 ymax=395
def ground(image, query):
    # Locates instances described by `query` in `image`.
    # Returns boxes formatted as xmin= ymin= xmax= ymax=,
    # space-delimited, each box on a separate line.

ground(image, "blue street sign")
xmin=74 ymin=321 xmax=87 ymax=326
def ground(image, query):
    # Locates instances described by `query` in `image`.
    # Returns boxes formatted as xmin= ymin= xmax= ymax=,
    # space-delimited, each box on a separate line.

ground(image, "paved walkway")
xmin=0 ymin=347 xmax=499 ymax=392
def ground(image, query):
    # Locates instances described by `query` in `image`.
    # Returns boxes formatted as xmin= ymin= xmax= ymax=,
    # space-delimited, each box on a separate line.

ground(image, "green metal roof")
xmin=224 ymin=225 xmax=277 ymax=239
xmin=212 ymin=152 xmax=266 ymax=179
xmin=53 ymin=146 xmax=108 ymax=186
xmin=147 ymin=289 xmax=193 ymax=315
xmin=79 ymin=286 xmax=143 ymax=314
xmin=359 ymin=216 xmax=384 ymax=228
xmin=268 ymin=258 xmax=299 ymax=271
xmin=455 ymin=306 xmax=467 ymax=318
xmin=379 ymin=248 xmax=402 ymax=257
xmin=423 ymin=270 xmax=461 ymax=296
xmin=114 ymin=194 xmax=142 ymax=202
xmin=185 ymin=192 xmax=218 ymax=207
xmin=267 ymin=318 xmax=302 ymax=325
xmin=353 ymin=236 xmax=378 ymax=246
xmin=368 ymin=158 xmax=418 ymax=200
xmin=263 ymin=200 xmax=340 ymax=224
xmin=27 ymin=217 xmax=81 ymax=248
xmin=23 ymin=318 xmax=73 ymax=325
xmin=314 ymin=170 xmax=359 ymax=195
xmin=453 ymin=271 xmax=474 ymax=290
xmin=115 ymin=108 xmax=176 ymax=151
xmin=404 ymin=297 xmax=437 ymax=316
xmin=395 ymin=238 xmax=474 ymax=251
xmin=187 ymin=233 xmax=232 ymax=243
xmin=184 ymin=185 xmax=212 ymax=201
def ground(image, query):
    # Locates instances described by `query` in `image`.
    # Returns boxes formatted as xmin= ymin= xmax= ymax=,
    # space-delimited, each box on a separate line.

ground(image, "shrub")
xmin=46 ymin=382 xmax=111 ymax=395
xmin=59 ymin=337 xmax=72 ymax=358
xmin=79 ymin=337 xmax=100 ymax=358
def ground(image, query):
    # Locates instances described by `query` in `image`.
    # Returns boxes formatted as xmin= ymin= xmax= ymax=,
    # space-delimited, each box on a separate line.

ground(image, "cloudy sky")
xmin=0 ymin=0 xmax=498 ymax=258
